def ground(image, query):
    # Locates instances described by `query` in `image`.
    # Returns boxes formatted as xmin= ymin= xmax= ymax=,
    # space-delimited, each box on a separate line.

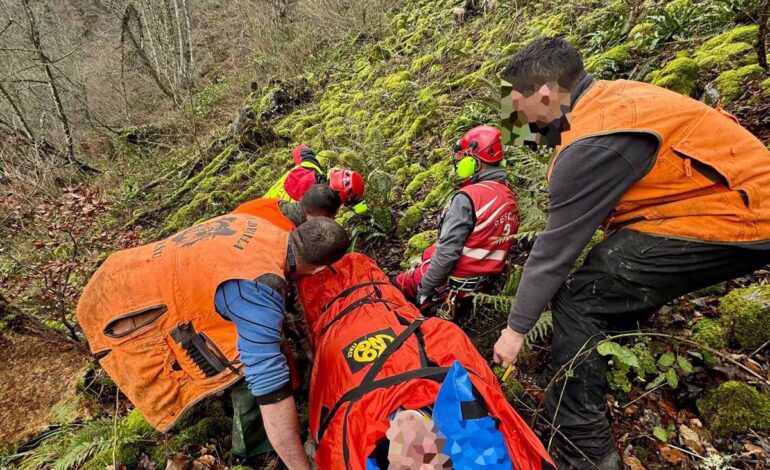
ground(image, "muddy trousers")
xmin=545 ymin=230 xmax=770 ymax=462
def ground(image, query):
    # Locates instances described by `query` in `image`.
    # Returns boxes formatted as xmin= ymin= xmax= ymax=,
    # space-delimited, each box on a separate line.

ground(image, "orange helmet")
xmin=329 ymin=169 xmax=365 ymax=206
xmin=453 ymin=126 xmax=504 ymax=164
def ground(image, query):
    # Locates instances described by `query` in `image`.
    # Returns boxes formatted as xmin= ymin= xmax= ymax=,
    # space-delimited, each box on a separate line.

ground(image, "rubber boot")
xmin=552 ymin=446 xmax=622 ymax=470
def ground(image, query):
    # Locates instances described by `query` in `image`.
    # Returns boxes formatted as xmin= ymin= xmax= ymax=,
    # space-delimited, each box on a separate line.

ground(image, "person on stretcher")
xmin=295 ymin=253 xmax=554 ymax=469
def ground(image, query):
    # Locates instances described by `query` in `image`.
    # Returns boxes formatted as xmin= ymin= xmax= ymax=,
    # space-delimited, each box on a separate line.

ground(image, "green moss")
xmin=380 ymin=70 xmax=413 ymax=90
xmin=692 ymin=318 xmax=728 ymax=349
xmin=397 ymin=204 xmax=422 ymax=236
xmin=719 ymin=284 xmax=770 ymax=348
xmin=584 ymin=45 xmax=631 ymax=78
xmin=697 ymin=381 xmax=770 ymax=435
xmin=421 ymin=181 xmax=454 ymax=209
xmin=497 ymin=372 xmax=525 ymax=402
xmin=164 ymin=191 xmax=231 ymax=233
xmin=699 ymin=25 xmax=759 ymax=54
xmin=385 ymin=155 xmax=407 ymax=172
xmin=646 ymin=56 xmax=700 ymax=95
xmin=404 ymin=168 xmax=431 ymax=198
xmin=404 ymin=230 xmax=436 ymax=261
xmin=525 ymin=13 xmax=568 ymax=39
xmin=411 ymin=54 xmax=436 ymax=73
xmin=694 ymin=25 xmax=759 ymax=71
xmin=150 ymin=415 xmax=232 ymax=463
xmin=627 ymin=21 xmax=657 ymax=51
xmin=761 ymin=77 xmax=770 ymax=94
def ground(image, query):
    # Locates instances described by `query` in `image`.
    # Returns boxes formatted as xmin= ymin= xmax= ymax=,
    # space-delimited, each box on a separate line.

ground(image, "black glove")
xmin=299 ymin=147 xmax=317 ymax=163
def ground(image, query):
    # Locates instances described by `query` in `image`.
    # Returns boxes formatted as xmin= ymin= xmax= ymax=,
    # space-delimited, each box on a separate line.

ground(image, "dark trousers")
xmin=230 ymin=379 xmax=272 ymax=458
xmin=545 ymin=230 xmax=770 ymax=461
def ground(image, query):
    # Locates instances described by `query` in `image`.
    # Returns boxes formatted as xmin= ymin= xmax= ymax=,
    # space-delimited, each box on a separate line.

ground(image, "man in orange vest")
xmin=77 ymin=216 xmax=350 ymax=469
xmin=492 ymin=37 xmax=770 ymax=469
xmin=227 ymin=184 xmax=341 ymax=460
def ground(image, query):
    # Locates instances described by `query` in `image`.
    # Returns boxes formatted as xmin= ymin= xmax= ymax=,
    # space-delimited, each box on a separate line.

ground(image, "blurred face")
xmin=501 ymin=76 xmax=572 ymax=147
xmin=386 ymin=410 xmax=451 ymax=469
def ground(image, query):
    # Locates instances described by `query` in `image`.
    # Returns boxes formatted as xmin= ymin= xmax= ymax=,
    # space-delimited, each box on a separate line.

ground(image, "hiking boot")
xmin=551 ymin=446 xmax=622 ymax=470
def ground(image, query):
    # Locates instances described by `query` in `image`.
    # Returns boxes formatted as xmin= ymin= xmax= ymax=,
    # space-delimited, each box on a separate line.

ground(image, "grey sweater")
xmin=417 ymin=168 xmax=510 ymax=298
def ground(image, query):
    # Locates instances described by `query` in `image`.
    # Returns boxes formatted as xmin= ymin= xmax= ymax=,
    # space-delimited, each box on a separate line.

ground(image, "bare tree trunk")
xmin=21 ymin=0 xmax=97 ymax=173
xmin=0 ymin=81 xmax=35 ymax=142
xmin=121 ymin=4 xmax=178 ymax=103
xmin=758 ymin=0 xmax=770 ymax=70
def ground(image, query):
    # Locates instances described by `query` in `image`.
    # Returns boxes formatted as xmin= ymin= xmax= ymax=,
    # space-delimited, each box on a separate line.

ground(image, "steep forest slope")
xmin=2 ymin=0 xmax=770 ymax=468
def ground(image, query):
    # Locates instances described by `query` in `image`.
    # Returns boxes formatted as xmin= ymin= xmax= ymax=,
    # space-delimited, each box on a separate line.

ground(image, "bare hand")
xmin=493 ymin=326 xmax=526 ymax=368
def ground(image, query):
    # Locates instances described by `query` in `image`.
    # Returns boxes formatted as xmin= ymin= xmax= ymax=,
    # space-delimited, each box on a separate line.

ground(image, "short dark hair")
xmin=290 ymin=217 xmax=350 ymax=266
xmin=300 ymin=184 xmax=341 ymax=217
xmin=501 ymin=37 xmax=585 ymax=90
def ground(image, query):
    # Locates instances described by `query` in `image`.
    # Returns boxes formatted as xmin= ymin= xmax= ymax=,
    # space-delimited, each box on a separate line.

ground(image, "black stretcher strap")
xmin=317 ymin=318 xmax=431 ymax=443
xmin=318 ymin=366 xmax=449 ymax=443
xmin=319 ymin=297 xmax=393 ymax=337
xmin=321 ymin=281 xmax=387 ymax=312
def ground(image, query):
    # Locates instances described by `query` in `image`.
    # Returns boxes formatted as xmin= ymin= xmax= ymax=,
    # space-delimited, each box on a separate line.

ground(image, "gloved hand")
xmin=299 ymin=146 xmax=316 ymax=162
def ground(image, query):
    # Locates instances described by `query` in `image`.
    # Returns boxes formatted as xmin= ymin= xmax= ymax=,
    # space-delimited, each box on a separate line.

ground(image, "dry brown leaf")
xmin=659 ymin=444 xmax=685 ymax=465
xmin=741 ymin=443 xmax=765 ymax=458
xmin=195 ymin=455 xmax=216 ymax=466
xmin=678 ymin=424 xmax=704 ymax=454
xmin=623 ymin=455 xmax=646 ymax=470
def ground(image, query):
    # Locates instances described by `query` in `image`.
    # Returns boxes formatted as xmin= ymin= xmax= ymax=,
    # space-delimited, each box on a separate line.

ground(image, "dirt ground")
xmin=0 ymin=300 xmax=91 ymax=448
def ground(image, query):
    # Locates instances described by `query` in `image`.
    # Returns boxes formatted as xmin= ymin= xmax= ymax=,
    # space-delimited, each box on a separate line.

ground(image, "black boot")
xmin=552 ymin=446 xmax=622 ymax=470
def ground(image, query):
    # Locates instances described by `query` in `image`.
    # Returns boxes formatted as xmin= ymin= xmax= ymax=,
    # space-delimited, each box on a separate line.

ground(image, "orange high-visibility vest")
xmin=550 ymin=79 xmax=770 ymax=243
xmin=76 ymin=215 xmax=288 ymax=431
xmin=232 ymin=198 xmax=296 ymax=231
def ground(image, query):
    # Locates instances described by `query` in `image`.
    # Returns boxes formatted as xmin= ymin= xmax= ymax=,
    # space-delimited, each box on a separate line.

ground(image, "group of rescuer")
xmin=77 ymin=36 xmax=770 ymax=470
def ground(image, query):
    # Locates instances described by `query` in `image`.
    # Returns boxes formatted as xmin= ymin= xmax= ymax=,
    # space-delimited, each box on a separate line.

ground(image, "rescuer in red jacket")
xmin=394 ymin=126 xmax=519 ymax=310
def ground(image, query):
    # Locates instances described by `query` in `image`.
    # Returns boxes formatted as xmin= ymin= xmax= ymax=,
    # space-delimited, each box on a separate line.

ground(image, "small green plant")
xmin=599 ymin=338 xmax=694 ymax=394
xmin=652 ymin=423 xmax=675 ymax=442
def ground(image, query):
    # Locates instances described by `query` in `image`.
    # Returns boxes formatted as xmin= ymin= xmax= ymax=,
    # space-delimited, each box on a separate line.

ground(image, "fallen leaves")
xmin=623 ymin=454 xmax=646 ymax=470
xmin=678 ymin=424 xmax=703 ymax=454
xmin=657 ymin=443 xmax=685 ymax=465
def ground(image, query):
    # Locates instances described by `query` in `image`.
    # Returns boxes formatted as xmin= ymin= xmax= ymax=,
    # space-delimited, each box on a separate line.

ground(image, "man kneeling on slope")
xmin=77 ymin=216 xmax=350 ymax=470
xmin=394 ymin=125 xmax=519 ymax=317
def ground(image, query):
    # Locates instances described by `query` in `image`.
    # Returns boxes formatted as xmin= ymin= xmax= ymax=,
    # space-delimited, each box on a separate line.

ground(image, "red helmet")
xmin=329 ymin=168 xmax=365 ymax=205
xmin=292 ymin=144 xmax=309 ymax=165
xmin=453 ymin=126 xmax=504 ymax=163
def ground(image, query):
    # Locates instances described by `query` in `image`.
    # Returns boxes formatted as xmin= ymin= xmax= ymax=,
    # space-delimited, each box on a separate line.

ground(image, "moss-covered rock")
xmin=421 ymin=181 xmax=454 ymax=209
xmin=692 ymin=318 xmax=728 ymax=349
xmin=695 ymin=25 xmax=760 ymax=69
xmin=403 ymin=230 xmax=436 ymax=261
xmin=397 ymin=204 xmax=423 ymax=236
xmin=719 ymin=284 xmax=770 ymax=348
xmin=645 ymin=56 xmax=700 ymax=96
xmin=584 ymin=45 xmax=631 ymax=78
xmin=150 ymin=414 xmax=232 ymax=463
xmin=697 ymin=381 xmax=770 ymax=435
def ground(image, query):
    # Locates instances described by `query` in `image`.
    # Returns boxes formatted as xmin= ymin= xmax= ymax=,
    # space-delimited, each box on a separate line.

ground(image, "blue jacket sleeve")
xmin=214 ymin=279 xmax=289 ymax=400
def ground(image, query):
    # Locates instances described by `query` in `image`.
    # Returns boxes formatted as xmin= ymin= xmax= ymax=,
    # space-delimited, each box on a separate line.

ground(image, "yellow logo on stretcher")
xmin=351 ymin=333 xmax=394 ymax=362
xmin=343 ymin=327 xmax=396 ymax=373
